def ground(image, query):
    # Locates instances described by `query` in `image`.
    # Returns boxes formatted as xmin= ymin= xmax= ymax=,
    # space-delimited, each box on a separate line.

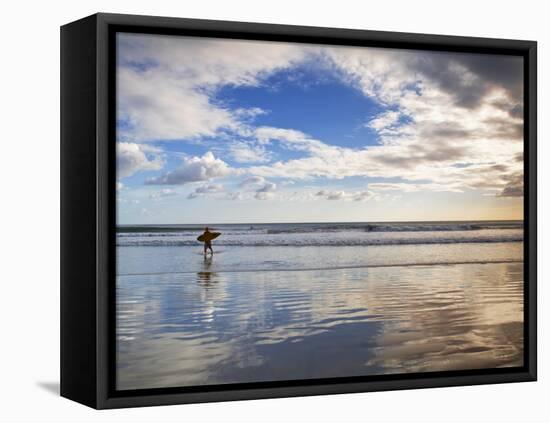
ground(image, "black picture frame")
xmin=60 ymin=12 xmax=537 ymax=409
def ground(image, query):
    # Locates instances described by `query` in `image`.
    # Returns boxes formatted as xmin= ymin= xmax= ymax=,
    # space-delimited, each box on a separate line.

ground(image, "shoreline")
xmin=117 ymin=241 xmax=524 ymax=276
xmin=117 ymin=258 xmax=524 ymax=277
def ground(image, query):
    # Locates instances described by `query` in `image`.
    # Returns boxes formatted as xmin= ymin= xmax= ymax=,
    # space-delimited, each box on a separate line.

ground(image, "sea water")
xmin=116 ymin=221 xmax=524 ymax=390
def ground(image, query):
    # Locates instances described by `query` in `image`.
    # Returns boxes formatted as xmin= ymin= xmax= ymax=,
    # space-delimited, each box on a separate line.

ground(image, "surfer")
xmin=197 ymin=227 xmax=221 ymax=255
xmin=201 ymin=227 xmax=214 ymax=256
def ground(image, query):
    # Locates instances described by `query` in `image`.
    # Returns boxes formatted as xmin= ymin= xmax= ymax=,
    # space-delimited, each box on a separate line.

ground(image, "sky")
xmin=116 ymin=33 xmax=524 ymax=224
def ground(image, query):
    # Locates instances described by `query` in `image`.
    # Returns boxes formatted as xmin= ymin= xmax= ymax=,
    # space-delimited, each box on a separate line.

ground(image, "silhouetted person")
xmin=202 ymin=227 xmax=214 ymax=256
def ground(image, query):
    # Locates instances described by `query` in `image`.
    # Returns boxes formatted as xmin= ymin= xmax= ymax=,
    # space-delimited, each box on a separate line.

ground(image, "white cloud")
xmin=255 ymin=192 xmax=274 ymax=200
xmin=254 ymin=126 xmax=330 ymax=155
xmin=226 ymin=192 xmax=244 ymax=201
xmin=233 ymin=107 xmax=268 ymax=120
xmin=118 ymin=67 xmax=234 ymax=142
xmin=239 ymin=176 xmax=265 ymax=188
xmin=496 ymin=171 xmax=523 ymax=197
xmin=117 ymin=35 xmax=523 ymax=199
xmin=188 ymin=184 xmax=225 ymax=199
xmin=245 ymin=51 xmax=523 ymax=195
xmin=116 ymin=197 xmax=140 ymax=204
xmin=237 ymin=177 xmax=278 ymax=200
xmin=366 ymin=110 xmax=402 ymax=133
xmin=146 ymin=152 xmax=230 ymax=185
xmin=353 ymin=191 xmax=375 ymax=202
xmin=256 ymin=182 xmax=277 ymax=193
xmin=315 ymin=189 xmax=375 ymax=202
xmin=229 ymin=141 xmax=271 ymax=163
xmin=368 ymin=182 xmax=464 ymax=193
xmin=118 ymin=34 xmax=308 ymax=88
xmin=117 ymin=142 xmax=164 ymax=179
xmin=117 ymin=33 xmax=308 ymax=143
xmin=255 ymin=126 xmax=310 ymax=144
xmin=327 ymin=191 xmax=346 ymax=200
xmin=195 ymin=184 xmax=224 ymax=194
xmin=253 ymin=181 xmax=277 ymax=200
xmin=149 ymin=188 xmax=178 ymax=199
xmin=310 ymin=45 xmax=523 ymax=195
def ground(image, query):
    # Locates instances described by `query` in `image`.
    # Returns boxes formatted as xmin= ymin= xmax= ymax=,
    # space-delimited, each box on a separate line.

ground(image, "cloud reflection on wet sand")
xmin=117 ymin=262 xmax=523 ymax=390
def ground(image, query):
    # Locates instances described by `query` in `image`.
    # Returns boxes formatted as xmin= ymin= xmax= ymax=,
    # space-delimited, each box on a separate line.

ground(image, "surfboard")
xmin=197 ymin=232 xmax=221 ymax=242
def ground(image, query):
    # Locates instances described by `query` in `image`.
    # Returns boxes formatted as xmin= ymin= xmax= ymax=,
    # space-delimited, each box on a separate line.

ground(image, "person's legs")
xmin=206 ymin=241 xmax=213 ymax=254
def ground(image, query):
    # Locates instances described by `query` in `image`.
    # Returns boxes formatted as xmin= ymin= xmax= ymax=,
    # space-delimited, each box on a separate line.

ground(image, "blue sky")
xmin=116 ymin=34 xmax=524 ymax=224
xmin=215 ymin=66 xmax=385 ymax=148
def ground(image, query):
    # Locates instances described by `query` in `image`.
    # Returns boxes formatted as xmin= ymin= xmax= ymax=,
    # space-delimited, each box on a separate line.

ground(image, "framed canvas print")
xmin=60 ymin=13 xmax=537 ymax=409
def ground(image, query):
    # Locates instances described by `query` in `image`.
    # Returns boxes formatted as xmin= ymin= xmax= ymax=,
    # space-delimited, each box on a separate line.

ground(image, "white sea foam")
xmin=117 ymin=221 xmax=523 ymax=247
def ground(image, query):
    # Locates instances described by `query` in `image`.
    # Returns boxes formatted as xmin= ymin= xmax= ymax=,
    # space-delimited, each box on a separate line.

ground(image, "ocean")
xmin=116 ymin=220 xmax=524 ymax=390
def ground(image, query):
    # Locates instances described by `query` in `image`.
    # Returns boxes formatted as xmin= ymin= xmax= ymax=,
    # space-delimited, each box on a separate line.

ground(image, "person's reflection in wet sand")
xmin=197 ymin=255 xmax=215 ymax=288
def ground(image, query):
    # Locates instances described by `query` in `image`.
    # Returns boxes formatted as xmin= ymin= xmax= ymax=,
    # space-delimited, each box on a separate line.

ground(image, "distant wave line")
xmin=116 ymin=237 xmax=523 ymax=247
xmin=117 ymin=223 xmax=523 ymax=236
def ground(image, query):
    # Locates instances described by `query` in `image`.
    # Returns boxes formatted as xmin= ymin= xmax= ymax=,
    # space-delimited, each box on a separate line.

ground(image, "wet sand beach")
xmin=117 ymin=258 xmax=523 ymax=390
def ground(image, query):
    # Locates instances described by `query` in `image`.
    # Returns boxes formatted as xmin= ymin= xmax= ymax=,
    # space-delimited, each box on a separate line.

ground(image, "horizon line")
xmin=116 ymin=218 xmax=524 ymax=226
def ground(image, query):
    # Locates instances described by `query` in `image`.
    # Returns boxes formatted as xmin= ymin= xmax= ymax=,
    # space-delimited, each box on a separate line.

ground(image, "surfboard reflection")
xmin=197 ymin=255 xmax=216 ymax=288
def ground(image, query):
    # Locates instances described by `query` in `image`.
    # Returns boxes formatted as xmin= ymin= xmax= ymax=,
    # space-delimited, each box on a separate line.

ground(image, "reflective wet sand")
xmin=116 ymin=261 xmax=523 ymax=390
